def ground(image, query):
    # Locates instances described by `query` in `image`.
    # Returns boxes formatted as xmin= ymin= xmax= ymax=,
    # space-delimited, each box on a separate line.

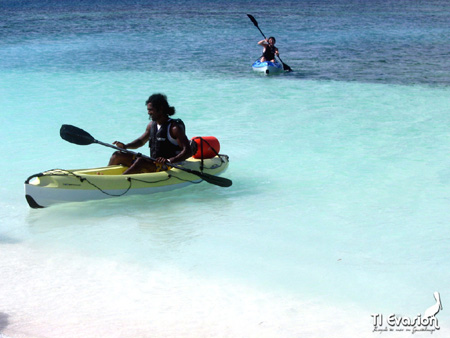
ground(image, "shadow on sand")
xmin=0 ymin=312 xmax=10 ymax=334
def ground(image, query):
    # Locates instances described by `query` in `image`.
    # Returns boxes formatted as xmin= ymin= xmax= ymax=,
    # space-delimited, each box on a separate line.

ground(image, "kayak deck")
xmin=252 ymin=59 xmax=284 ymax=75
xmin=25 ymin=155 xmax=229 ymax=208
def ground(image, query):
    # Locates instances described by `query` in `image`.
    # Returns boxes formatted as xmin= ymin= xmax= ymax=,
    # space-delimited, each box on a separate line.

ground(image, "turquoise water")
xmin=1 ymin=1 xmax=450 ymax=336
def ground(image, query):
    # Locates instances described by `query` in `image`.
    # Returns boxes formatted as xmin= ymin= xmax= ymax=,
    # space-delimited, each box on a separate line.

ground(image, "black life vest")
xmin=263 ymin=45 xmax=276 ymax=60
xmin=149 ymin=118 xmax=184 ymax=159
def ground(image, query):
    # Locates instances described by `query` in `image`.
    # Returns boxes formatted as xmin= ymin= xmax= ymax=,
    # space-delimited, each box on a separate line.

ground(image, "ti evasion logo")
xmin=372 ymin=292 xmax=442 ymax=334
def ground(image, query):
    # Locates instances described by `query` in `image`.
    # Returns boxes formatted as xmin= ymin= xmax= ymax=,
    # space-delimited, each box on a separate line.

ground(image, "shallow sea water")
xmin=1 ymin=0 xmax=450 ymax=336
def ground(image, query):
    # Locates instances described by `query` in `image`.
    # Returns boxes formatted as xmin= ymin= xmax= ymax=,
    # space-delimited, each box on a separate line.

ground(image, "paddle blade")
xmin=282 ymin=62 xmax=292 ymax=72
xmin=187 ymin=169 xmax=232 ymax=187
xmin=198 ymin=171 xmax=232 ymax=187
xmin=247 ymin=14 xmax=258 ymax=27
xmin=60 ymin=124 xmax=96 ymax=145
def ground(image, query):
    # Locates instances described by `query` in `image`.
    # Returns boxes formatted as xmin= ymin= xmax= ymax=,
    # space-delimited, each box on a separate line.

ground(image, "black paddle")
xmin=247 ymin=14 xmax=292 ymax=72
xmin=60 ymin=124 xmax=232 ymax=188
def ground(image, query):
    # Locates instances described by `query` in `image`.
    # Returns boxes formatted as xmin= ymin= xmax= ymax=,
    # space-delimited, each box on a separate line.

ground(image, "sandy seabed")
xmin=0 ymin=244 xmax=374 ymax=338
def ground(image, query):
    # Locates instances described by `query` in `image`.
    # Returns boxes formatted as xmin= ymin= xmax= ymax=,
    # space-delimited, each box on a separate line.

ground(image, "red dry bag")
xmin=191 ymin=136 xmax=220 ymax=159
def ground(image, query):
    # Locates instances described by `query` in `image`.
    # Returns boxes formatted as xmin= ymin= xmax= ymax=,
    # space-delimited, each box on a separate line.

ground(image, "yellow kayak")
xmin=25 ymin=155 xmax=229 ymax=208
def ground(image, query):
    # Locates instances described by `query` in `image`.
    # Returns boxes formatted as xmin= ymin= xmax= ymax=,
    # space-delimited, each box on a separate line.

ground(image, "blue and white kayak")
xmin=252 ymin=59 xmax=284 ymax=75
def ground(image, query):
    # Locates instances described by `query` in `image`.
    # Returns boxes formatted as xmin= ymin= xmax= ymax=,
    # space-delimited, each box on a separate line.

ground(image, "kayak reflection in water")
xmin=258 ymin=36 xmax=279 ymax=63
xmin=108 ymin=93 xmax=193 ymax=174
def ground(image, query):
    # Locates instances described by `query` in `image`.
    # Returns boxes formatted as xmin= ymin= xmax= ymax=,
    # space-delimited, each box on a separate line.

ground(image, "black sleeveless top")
xmin=149 ymin=118 xmax=185 ymax=159
xmin=263 ymin=46 xmax=276 ymax=60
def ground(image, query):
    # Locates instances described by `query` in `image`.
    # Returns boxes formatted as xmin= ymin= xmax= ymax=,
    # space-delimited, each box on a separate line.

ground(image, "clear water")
xmin=1 ymin=0 xmax=449 ymax=337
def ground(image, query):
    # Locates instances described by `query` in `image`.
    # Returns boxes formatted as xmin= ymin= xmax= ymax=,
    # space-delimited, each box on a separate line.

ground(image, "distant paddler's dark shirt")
xmin=263 ymin=46 xmax=276 ymax=61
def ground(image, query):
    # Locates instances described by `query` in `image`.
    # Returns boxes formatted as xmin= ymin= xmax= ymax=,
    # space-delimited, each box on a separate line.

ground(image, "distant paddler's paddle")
xmin=60 ymin=124 xmax=232 ymax=188
xmin=247 ymin=14 xmax=292 ymax=72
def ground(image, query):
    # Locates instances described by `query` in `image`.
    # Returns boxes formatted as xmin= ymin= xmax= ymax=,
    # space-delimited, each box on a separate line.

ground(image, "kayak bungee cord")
xmin=80 ymin=175 xmax=133 ymax=197
xmin=42 ymin=169 xmax=135 ymax=197
xmin=25 ymin=166 xmax=222 ymax=199
xmin=192 ymin=136 xmax=226 ymax=172
xmin=68 ymin=171 xmax=203 ymax=196
xmin=27 ymin=169 xmax=176 ymax=198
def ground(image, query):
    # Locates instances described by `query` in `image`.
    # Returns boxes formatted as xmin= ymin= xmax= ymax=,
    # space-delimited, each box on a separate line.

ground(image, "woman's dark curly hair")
xmin=145 ymin=93 xmax=175 ymax=116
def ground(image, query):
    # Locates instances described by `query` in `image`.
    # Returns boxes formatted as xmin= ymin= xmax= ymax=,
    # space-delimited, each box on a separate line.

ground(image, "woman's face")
xmin=147 ymin=103 xmax=163 ymax=121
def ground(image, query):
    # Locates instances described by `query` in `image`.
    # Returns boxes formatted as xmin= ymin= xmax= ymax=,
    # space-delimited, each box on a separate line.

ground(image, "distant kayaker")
xmin=258 ymin=37 xmax=279 ymax=63
xmin=108 ymin=93 xmax=193 ymax=174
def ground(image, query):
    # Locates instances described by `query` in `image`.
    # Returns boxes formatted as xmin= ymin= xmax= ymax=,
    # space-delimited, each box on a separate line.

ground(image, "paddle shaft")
xmin=255 ymin=24 xmax=267 ymax=40
xmin=96 ymin=139 xmax=187 ymax=172
xmin=59 ymin=124 xmax=232 ymax=187
xmin=99 ymin=141 xmax=232 ymax=187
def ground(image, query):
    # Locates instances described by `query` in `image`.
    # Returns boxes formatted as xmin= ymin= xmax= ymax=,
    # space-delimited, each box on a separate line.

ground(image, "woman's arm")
xmin=113 ymin=122 xmax=152 ymax=149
